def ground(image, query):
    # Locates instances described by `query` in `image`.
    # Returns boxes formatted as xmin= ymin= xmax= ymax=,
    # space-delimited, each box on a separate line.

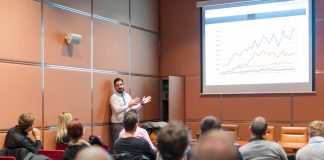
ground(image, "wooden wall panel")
xmin=131 ymin=76 xmax=160 ymax=121
xmin=0 ymin=63 xmax=42 ymax=129
xmin=160 ymin=0 xmax=200 ymax=33
xmin=47 ymin=0 xmax=91 ymax=13
xmin=94 ymin=0 xmax=129 ymax=23
xmin=0 ymin=0 xmax=40 ymax=62
xmin=294 ymin=74 xmax=324 ymax=121
xmin=44 ymin=5 xmax=90 ymax=68
xmin=131 ymin=29 xmax=159 ymax=75
xmin=93 ymin=19 xmax=129 ymax=72
xmin=44 ymin=68 xmax=91 ymax=126
xmin=315 ymin=23 xmax=324 ymax=70
xmin=131 ymin=0 xmax=159 ymax=32
xmin=93 ymin=126 xmax=110 ymax=146
xmin=160 ymin=32 xmax=200 ymax=76
xmin=93 ymin=73 xmax=128 ymax=124
xmin=315 ymin=0 xmax=324 ymax=19
xmin=186 ymin=122 xmax=200 ymax=139
xmin=185 ymin=77 xmax=221 ymax=120
xmin=169 ymin=76 xmax=185 ymax=123
xmin=222 ymin=95 xmax=291 ymax=121
xmin=43 ymin=130 xmax=57 ymax=150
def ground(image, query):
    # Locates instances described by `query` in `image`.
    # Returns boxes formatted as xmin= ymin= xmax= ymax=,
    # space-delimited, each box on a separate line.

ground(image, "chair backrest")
xmin=0 ymin=156 xmax=16 ymax=160
xmin=221 ymin=124 xmax=239 ymax=139
xmin=263 ymin=126 xmax=274 ymax=141
xmin=55 ymin=143 xmax=68 ymax=150
xmin=280 ymin=127 xmax=308 ymax=143
xmin=101 ymin=144 xmax=109 ymax=151
xmin=38 ymin=150 xmax=64 ymax=160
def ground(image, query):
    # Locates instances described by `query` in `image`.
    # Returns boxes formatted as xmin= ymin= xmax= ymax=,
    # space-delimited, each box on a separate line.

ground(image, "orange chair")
xmin=263 ymin=126 xmax=274 ymax=141
xmin=221 ymin=124 xmax=239 ymax=139
xmin=280 ymin=127 xmax=308 ymax=143
xmin=38 ymin=150 xmax=64 ymax=160
xmin=0 ymin=156 xmax=16 ymax=160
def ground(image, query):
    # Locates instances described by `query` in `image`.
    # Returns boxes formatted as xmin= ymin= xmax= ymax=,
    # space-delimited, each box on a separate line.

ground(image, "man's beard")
xmin=117 ymin=88 xmax=124 ymax=93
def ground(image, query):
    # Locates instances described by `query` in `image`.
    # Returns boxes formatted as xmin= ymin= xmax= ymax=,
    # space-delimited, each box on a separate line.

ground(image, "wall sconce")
xmin=65 ymin=33 xmax=82 ymax=45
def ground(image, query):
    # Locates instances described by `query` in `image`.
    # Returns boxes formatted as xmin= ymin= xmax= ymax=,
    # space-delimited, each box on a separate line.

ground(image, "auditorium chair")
xmin=280 ymin=126 xmax=308 ymax=143
xmin=0 ymin=156 xmax=16 ymax=160
xmin=263 ymin=126 xmax=274 ymax=141
xmin=221 ymin=124 xmax=239 ymax=139
xmin=38 ymin=150 xmax=64 ymax=160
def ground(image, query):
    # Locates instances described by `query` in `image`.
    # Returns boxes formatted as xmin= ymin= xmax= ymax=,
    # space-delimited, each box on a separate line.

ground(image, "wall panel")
xmin=93 ymin=20 xmax=129 ymax=72
xmin=160 ymin=32 xmax=200 ymax=76
xmin=44 ymin=5 xmax=91 ymax=68
xmin=131 ymin=0 xmax=159 ymax=32
xmin=315 ymin=23 xmax=324 ymax=70
xmin=0 ymin=0 xmax=40 ymax=62
xmin=0 ymin=63 xmax=42 ymax=129
xmin=43 ymin=130 xmax=57 ymax=150
xmin=160 ymin=0 xmax=200 ymax=33
xmin=315 ymin=0 xmax=324 ymax=19
xmin=94 ymin=0 xmax=129 ymax=24
xmin=44 ymin=68 xmax=91 ymax=126
xmin=131 ymin=29 xmax=159 ymax=75
xmin=186 ymin=122 xmax=200 ymax=139
xmin=222 ymin=95 xmax=291 ymax=121
xmin=294 ymin=74 xmax=324 ymax=121
xmin=47 ymin=0 xmax=91 ymax=13
xmin=0 ymin=132 xmax=7 ymax=149
xmin=93 ymin=73 xmax=128 ymax=124
xmin=185 ymin=77 xmax=221 ymax=120
xmin=131 ymin=76 xmax=160 ymax=121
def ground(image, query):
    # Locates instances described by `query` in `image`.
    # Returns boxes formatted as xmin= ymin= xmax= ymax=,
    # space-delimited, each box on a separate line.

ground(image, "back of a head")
xmin=123 ymin=109 xmax=139 ymax=132
xmin=193 ymin=131 xmax=237 ymax=160
xmin=308 ymin=120 xmax=324 ymax=137
xmin=18 ymin=113 xmax=35 ymax=131
xmin=157 ymin=123 xmax=189 ymax=160
xmin=67 ymin=118 xmax=84 ymax=140
xmin=200 ymin=116 xmax=221 ymax=134
xmin=251 ymin=116 xmax=267 ymax=138
xmin=76 ymin=146 xmax=112 ymax=160
xmin=57 ymin=112 xmax=73 ymax=140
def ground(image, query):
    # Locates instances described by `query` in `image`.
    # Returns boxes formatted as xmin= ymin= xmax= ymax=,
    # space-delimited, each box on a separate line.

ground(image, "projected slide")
xmin=201 ymin=0 xmax=313 ymax=94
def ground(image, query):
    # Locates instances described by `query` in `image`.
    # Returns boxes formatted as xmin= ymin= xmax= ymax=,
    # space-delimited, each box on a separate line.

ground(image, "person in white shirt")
xmin=110 ymin=78 xmax=151 ymax=149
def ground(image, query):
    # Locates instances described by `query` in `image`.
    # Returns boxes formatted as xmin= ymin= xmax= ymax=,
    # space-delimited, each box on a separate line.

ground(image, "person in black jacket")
xmin=4 ymin=112 xmax=42 ymax=154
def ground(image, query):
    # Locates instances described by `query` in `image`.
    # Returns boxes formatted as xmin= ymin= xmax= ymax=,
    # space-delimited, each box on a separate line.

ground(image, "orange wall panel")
xmin=47 ymin=0 xmax=91 ymax=13
xmin=131 ymin=76 xmax=160 ymax=121
xmin=160 ymin=32 xmax=200 ymax=76
xmin=160 ymin=0 xmax=200 ymax=33
xmin=0 ymin=0 xmax=40 ymax=62
xmin=43 ymin=130 xmax=57 ymax=150
xmin=315 ymin=0 xmax=324 ymax=19
xmin=315 ymin=23 xmax=324 ymax=70
xmin=93 ymin=0 xmax=129 ymax=24
xmin=294 ymin=74 xmax=324 ymax=121
xmin=44 ymin=5 xmax=91 ymax=68
xmin=131 ymin=0 xmax=159 ymax=32
xmin=44 ymin=68 xmax=91 ymax=126
xmin=131 ymin=29 xmax=159 ymax=75
xmin=0 ymin=63 xmax=42 ymax=129
xmin=185 ymin=122 xmax=200 ymax=139
xmin=93 ymin=20 xmax=129 ymax=72
xmin=93 ymin=73 xmax=128 ymax=124
xmin=185 ymin=77 xmax=222 ymax=120
xmin=222 ymin=94 xmax=291 ymax=121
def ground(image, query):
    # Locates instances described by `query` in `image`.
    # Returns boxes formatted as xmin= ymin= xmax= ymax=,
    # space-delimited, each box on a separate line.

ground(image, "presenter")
xmin=110 ymin=78 xmax=151 ymax=146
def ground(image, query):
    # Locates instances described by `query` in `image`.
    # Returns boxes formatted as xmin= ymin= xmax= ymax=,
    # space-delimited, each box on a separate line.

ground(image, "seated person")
xmin=156 ymin=123 xmax=190 ymax=160
xmin=114 ymin=109 xmax=156 ymax=160
xmin=239 ymin=116 xmax=287 ymax=160
xmin=4 ymin=113 xmax=42 ymax=154
xmin=56 ymin=112 xmax=73 ymax=148
xmin=119 ymin=110 xmax=156 ymax=151
xmin=200 ymin=115 xmax=221 ymax=136
xmin=63 ymin=119 xmax=90 ymax=160
xmin=296 ymin=120 xmax=324 ymax=160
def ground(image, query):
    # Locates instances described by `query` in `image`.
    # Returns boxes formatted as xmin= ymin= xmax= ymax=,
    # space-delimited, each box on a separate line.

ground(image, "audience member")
xmin=114 ymin=109 xmax=156 ymax=160
xmin=200 ymin=116 xmax=221 ymax=135
xmin=56 ymin=112 xmax=73 ymax=144
xmin=296 ymin=120 xmax=324 ymax=160
xmin=76 ymin=146 xmax=113 ymax=160
xmin=239 ymin=116 xmax=287 ymax=160
xmin=193 ymin=130 xmax=237 ymax=160
xmin=4 ymin=113 xmax=42 ymax=154
xmin=119 ymin=110 xmax=156 ymax=151
xmin=63 ymin=119 xmax=90 ymax=160
xmin=157 ymin=123 xmax=190 ymax=160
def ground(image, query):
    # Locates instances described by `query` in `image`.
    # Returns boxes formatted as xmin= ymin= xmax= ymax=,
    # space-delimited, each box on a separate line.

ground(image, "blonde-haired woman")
xmin=56 ymin=112 xmax=73 ymax=149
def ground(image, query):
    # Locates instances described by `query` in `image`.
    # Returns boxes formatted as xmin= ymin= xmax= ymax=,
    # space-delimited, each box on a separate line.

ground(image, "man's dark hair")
xmin=251 ymin=116 xmax=267 ymax=138
xmin=113 ymin=78 xmax=123 ymax=85
xmin=200 ymin=116 xmax=221 ymax=134
xmin=157 ymin=123 xmax=189 ymax=160
xmin=123 ymin=109 xmax=139 ymax=132
xmin=67 ymin=119 xmax=84 ymax=140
